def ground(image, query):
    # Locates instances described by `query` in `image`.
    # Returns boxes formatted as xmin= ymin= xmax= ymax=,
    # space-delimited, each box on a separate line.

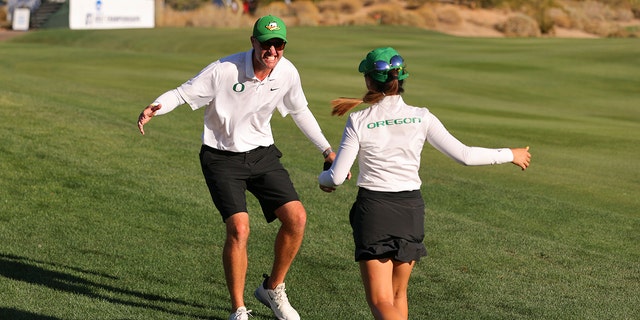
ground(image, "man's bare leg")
xmin=268 ymin=200 xmax=306 ymax=288
xmin=224 ymin=212 xmax=250 ymax=309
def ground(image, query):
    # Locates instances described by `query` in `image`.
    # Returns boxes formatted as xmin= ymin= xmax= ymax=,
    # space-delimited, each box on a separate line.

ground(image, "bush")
xmin=436 ymin=5 xmax=463 ymax=25
xmin=290 ymin=0 xmax=322 ymax=26
xmin=316 ymin=0 xmax=363 ymax=14
xmin=0 ymin=5 xmax=7 ymax=24
xmin=416 ymin=5 xmax=438 ymax=28
xmin=157 ymin=3 xmax=253 ymax=27
xmin=166 ymin=0 xmax=209 ymax=11
xmin=255 ymin=1 xmax=291 ymax=17
xmin=547 ymin=7 xmax=571 ymax=28
xmin=497 ymin=13 xmax=541 ymax=37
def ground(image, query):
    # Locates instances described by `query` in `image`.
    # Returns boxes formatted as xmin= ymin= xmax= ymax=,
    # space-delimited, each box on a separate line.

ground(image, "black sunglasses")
xmin=259 ymin=39 xmax=286 ymax=51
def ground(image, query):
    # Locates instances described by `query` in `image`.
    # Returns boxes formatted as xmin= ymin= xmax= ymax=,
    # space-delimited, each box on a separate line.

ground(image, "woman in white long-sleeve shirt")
xmin=318 ymin=47 xmax=531 ymax=320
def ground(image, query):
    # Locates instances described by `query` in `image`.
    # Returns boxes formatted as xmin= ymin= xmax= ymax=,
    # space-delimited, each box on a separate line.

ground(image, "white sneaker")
xmin=254 ymin=276 xmax=300 ymax=320
xmin=229 ymin=306 xmax=252 ymax=320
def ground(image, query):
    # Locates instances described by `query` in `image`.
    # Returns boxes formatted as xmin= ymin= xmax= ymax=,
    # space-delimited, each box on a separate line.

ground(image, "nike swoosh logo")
xmin=270 ymin=88 xmax=279 ymax=91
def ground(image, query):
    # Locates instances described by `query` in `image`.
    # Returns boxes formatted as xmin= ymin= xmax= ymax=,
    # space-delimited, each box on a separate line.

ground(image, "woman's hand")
xmin=511 ymin=146 xmax=531 ymax=170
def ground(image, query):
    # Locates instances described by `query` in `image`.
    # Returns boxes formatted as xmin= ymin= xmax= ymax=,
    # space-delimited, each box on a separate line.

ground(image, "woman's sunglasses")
xmin=259 ymin=39 xmax=286 ymax=51
xmin=373 ymin=55 xmax=404 ymax=71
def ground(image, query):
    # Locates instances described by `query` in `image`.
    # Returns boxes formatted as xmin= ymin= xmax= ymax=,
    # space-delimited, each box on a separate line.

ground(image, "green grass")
xmin=1 ymin=26 xmax=638 ymax=319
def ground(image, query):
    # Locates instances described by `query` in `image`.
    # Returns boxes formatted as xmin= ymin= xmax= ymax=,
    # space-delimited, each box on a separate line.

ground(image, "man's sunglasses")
xmin=259 ymin=39 xmax=286 ymax=50
xmin=373 ymin=55 xmax=404 ymax=71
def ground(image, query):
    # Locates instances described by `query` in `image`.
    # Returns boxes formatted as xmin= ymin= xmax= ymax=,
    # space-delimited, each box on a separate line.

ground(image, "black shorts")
xmin=350 ymin=188 xmax=428 ymax=262
xmin=199 ymin=144 xmax=299 ymax=223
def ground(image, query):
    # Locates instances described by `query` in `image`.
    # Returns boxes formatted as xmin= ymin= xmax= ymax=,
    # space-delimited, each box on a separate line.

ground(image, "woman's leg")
xmin=359 ymin=259 xmax=406 ymax=320
xmin=391 ymin=260 xmax=415 ymax=319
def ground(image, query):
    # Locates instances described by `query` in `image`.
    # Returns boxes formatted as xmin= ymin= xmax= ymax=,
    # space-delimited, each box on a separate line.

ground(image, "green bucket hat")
xmin=358 ymin=47 xmax=409 ymax=83
xmin=253 ymin=15 xmax=287 ymax=43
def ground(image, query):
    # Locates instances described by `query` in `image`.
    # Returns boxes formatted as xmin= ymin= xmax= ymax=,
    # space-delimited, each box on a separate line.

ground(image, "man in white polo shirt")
xmin=137 ymin=15 xmax=335 ymax=320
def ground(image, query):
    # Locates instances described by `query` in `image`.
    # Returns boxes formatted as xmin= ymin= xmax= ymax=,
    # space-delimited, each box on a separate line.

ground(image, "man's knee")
xmin=226 ymin=212 xmax=250 ymax=241
xmin=276 ymin=201 xmax=307 ymax=230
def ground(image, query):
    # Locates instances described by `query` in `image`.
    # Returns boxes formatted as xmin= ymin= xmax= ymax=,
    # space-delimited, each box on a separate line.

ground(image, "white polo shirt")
xmin=319 ymin=95 xmax=514 ymax=192
xmin=155 ymin=50 xmax=329 ymax=153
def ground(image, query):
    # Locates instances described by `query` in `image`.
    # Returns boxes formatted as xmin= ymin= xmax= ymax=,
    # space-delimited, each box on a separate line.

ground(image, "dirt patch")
xmin=0 ymin=29 xmax=27 ymax=41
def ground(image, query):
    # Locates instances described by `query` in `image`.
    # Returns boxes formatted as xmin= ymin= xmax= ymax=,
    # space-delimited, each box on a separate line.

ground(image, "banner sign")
xmin=12 ymin=8 xmax=31 ymax=31
xmin=70 ymin=0 xmax=155 ymax=30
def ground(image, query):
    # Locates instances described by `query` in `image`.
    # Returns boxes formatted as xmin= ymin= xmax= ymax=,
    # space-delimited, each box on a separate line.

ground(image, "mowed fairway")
xmin=1 ymin=26 xmax=638 ymax=319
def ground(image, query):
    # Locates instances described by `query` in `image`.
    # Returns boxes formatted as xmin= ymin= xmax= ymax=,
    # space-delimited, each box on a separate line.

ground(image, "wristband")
xmin=322 ymin=148 xmax=333 ymax=158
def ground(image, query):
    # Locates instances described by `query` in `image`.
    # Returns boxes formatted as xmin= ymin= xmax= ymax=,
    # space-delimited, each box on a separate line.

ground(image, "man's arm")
xmin=136 ymin=89 xmax=185 ymax=135
xmin=289 ymin=108 xmax=334 ymax=159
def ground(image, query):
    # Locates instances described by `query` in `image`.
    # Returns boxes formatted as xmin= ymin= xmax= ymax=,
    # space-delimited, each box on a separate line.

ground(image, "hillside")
xmin=2 ymin=0 xmax=639 ymax=39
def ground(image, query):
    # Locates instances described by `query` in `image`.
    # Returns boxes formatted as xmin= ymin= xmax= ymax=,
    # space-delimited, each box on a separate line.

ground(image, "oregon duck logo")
xmin=265 ymin=22 xmax=280 ymax=31
xmin=233 ymin=83 xmax=245 ymax=92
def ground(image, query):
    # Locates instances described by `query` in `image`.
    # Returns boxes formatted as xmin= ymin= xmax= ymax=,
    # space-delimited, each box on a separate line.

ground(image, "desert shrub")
xmin=537 ymin=8 xmax=557 ymax=33
xmin=497 ymin=13 xmax=541 ymax=37
xmin=319 ymin=0 xmax=363 ymax=14
xmin=586 ymin=0 xmax=640 ymax=19
xmin=343 ymin=0 xmax=365 ymax=13
xmin=415 ymin=5 xmax=438 ymax=28
xmin=397 ymin=9 xmax=429 ymax=27
xmin=166 ymin=0 xmax=209 ymax=11
xmin=580 ymin=0 xmax=610 ymax=20
xmin=339 ymin=12 xmax=379 ymax=26
xmin=0 ymin=6 xmax=6 ymax=22
xmin=191 ymin=3 xmax=252 ymax=27
xmin=624 ymin=24 xmax=640 ymax=36
xmin=315 ymin=10 xmax=341 ymax=25
xmin=354 ymin=0 xmax=426 ymax=26
xmin=436 ymin=5 xmax=463 ymax=25
xmin=558 ymin=0 xmax=637 ymax=36
xmin=512 ymin=0 xmax=559 ymax=34
xmin=255 ymin=1 xmax=292 ymax=17
xmin=368 ymin=5 xmax=402 ymax=25
xmin=158 ymin=3 xmax=253 ymax=27
xmin=315 ymin=0 xmax=339 ymax=12
xmin=420 ymin=0 xmax=506 ymax=8
xmin=290 ymin=0 xmax=322 ymax=26
xmin=315 ymin=0 xmax=352 ymax=25
xmin=611 ymin=7 xmax=636 ymax=20
xmin=547 ymin=7 xmax=571 ymax=28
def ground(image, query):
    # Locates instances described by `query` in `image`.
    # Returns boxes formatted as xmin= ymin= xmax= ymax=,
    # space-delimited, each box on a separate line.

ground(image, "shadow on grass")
xmin=0 ymin=253 xmax=227 ymax=320
xmin=0 ymin=307 xmax=60 ymax=320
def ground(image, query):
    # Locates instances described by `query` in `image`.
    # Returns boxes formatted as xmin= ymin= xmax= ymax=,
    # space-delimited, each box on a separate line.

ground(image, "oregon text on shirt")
xmin=366 ymin=117 xmax=422 ymax=129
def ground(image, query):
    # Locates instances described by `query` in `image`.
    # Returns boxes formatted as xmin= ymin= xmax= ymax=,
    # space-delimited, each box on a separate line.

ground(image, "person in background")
xmin=138 ymin=15 xmax=336 ymax=320
xmin=318 ymin=47 xmax=531 ymax=320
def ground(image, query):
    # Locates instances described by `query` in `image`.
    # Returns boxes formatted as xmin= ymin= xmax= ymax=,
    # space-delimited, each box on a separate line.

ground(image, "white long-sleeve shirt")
xmin=318 ymin=95 xmax=513 ymax=192
xmin=152 ymin=50 xmax=331 ymax=153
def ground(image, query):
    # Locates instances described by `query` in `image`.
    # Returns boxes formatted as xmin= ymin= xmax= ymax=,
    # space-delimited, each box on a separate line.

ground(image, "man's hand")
xmin=319 ymin=151 xmax=352 ymax=193
xmin=137 ymin=104 xmax=162 ymax=135
xmin=319 ymin=184 xmax=336 ymax=193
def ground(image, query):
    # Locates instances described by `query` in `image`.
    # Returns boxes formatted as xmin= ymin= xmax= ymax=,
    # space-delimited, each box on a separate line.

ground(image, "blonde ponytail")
xmin=330 ymin=71 xmax=404 ymax=116
xmin=330 ymin=97 xmax=364 ymax=116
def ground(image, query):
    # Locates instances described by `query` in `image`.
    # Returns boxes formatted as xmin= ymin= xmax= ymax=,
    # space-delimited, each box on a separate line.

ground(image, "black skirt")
xmin=350 ymin=188 xmax=428 ymax=262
